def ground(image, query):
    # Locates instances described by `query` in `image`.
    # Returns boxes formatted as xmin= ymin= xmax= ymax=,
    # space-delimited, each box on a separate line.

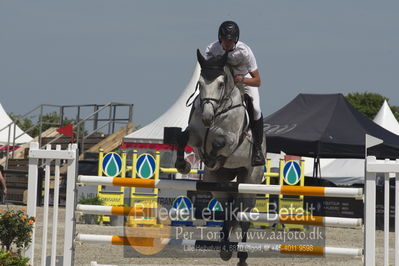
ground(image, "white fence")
xmin=26 ymin=142 xmax=78 ymax=266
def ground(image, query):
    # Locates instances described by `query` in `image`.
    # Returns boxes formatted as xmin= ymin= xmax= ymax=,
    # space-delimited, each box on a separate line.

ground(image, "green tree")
xmin=391 ymin=106 xmax=399 ymax=121
xmin=345 ymin=92 xmax=399 ymax=121
xmin=8 ymin=112 xmax=74 ymax=138
xmin=8 ymin=114 xmax=36 ymax=136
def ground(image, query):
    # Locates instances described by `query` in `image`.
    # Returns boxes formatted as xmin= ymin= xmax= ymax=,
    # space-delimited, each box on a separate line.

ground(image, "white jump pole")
xmin=76 ymin=234 xmax=363 ymax=257
xmin=40 ymin=145 xmax=52 ymax=265
xmin=50 ymin=145 xmax=61 ymax=266
xmin=384 ymin=170 xmax=391 ymax=266
xmin=91 ymin=262 xmax=119 ymax=266
xmin=396 ymin=171 xmax=399 ymax=266
xmin=63 ymin=144 xmax=79 ymax=266
xmin=26 ymin=142 xmax=39 ymax=265
xmin=364 ymin=135 xmax=384 ymax=266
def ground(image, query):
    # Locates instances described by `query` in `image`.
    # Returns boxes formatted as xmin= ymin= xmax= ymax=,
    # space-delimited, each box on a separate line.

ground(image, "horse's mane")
xmin=223 ymin=65 xmax=236 ymax=92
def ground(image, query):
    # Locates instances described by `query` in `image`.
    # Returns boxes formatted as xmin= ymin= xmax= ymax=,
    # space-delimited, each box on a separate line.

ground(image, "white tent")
xmin=0 ymin=103 xmax=32 ymax=147
xmin=123 ymin=63 xmax=199 ymax=146
xmin=308 ymin=100 xmax=399 ymax=185
xmin=373 ymin=100 xmax=399 ymax=136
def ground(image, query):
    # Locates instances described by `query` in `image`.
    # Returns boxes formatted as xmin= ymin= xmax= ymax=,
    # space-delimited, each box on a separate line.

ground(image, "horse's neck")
xmin=224 ymin=66 xmax=242 ymax=103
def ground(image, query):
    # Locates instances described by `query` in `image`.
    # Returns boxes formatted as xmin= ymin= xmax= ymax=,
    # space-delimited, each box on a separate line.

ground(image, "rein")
xmin=186 ymin=74 xmax=244 ymax=117
xmin=205 ymin=74 xmax=243 ymax=117
xmin=186 ymin=82 xmax=199 ymax=107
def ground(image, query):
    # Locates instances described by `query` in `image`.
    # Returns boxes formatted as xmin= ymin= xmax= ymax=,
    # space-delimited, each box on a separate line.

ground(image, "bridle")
xmin=190 ymin=69 xmax=246 ymax=165
xmin=199 ymin=75 xmax=226 ymax=117
xmin=199 ymin=72 xmax=244 ymax=121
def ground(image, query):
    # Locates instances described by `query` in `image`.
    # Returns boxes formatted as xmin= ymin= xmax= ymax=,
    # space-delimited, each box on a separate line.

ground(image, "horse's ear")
xmin=197 ymin=49 xmax=206 ymax=67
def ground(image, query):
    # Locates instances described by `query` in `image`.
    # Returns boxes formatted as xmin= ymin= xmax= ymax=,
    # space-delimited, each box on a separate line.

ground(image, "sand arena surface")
xmin=1 ymin=204 xmax=392 ymax=266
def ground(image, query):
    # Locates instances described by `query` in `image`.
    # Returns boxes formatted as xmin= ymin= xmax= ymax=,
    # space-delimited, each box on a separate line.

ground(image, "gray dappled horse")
xmin=174 ymin=50 xmax=266 ymax=266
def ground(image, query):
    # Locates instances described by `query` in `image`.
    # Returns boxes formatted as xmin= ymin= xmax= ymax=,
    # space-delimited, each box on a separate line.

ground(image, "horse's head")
xmin=197 ymin=49 xmax=232 ymax=128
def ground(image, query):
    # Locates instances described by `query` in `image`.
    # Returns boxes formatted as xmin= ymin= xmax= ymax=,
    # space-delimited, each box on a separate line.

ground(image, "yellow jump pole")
xmin=97 ymin=149 xmax=104 ymax=193
xmin=154 ymin=150 xmax=160 ymax=191
xmin=299 ymin=158 xmax=305 ymax=200
xmin=130 ymin=150 xmax=138 ymax=201
xmin=279 ymin=158 xmax=284 ymax=199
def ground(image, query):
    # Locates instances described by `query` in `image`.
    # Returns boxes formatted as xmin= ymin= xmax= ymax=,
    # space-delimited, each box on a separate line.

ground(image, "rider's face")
xmin=221 ymin=38 xmax=235 ymax=51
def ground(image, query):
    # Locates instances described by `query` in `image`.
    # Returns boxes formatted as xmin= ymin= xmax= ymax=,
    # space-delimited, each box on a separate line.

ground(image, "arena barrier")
xmin=25 ymin=140 xmax=399 ymax=266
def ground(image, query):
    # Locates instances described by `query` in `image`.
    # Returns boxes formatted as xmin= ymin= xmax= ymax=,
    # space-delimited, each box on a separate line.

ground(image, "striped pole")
xmin=77 ymin=204 xmax=362 ymax=228
xmin=76 ymin=234 xmax=363 ymax=257
xmin=76 ymin=204 xmax=155 ymax=216
xmin=76 ymin=234 xmax=161 ymax=246
xmin=235 ymin=213 xmax=362 ymax=227
xmin=160 ymin=168 xmax=204 ymax=174
xmin=78 ymin=176 xmax=363 ymax=198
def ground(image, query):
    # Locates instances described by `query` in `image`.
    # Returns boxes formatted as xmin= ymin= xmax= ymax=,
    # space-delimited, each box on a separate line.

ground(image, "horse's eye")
xmin=219 ymin=83 xmax=224 ymax=89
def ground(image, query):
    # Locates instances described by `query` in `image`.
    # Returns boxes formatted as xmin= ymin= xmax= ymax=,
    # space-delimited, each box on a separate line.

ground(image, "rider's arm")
xmin=234 ymin=44 xmax=261 ymax=87
xmin=242 ymin=69 xmax=260 ymax=87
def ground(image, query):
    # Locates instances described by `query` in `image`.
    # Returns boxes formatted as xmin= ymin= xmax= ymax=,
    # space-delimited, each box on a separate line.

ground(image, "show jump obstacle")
xmin=25 ymin=140 xmax=399 ymax=266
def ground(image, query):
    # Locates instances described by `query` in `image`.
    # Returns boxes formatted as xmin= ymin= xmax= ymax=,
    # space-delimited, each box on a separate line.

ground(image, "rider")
xmin=204 ymin=21 xmax=265 ymax=166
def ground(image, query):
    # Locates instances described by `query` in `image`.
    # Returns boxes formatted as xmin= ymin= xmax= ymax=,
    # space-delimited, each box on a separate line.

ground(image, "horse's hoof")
xmin=220 ymin=249 xmax=233 ymax=261
xmin=219 ymin=241 xmax=233 ymax=261
xmin=237 ymin=260 xmax=248 ymax=266
xmin=175 ymin=161 xmax=191 ymax=174
xmin=237 ymin=251 xmax=248 ymax=266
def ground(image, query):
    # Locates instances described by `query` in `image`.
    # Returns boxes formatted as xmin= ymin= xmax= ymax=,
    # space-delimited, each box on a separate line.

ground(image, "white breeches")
xmin=244 ymin=85 xmax=262 ymax=120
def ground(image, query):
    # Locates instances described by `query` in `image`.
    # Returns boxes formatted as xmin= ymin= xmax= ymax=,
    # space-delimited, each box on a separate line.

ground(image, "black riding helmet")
xmin=218 ymin=21 xmax=240 ymax=43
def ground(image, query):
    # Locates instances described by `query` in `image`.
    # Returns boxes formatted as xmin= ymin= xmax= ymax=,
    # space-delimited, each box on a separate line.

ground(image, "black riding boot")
xmin=251 ymin=115 xmax=265 ymax=166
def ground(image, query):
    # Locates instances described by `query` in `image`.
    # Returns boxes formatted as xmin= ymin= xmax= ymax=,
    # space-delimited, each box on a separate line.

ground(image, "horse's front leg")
xmin=175 ymin=129 xmax=192 ymax=174
xmin=236 ymin=166 xmax=261 ymax=266
xmin=237 ymin=196 xmax=256 ymax=266
xmin=220 ymin=197 xmax=234 ymax=261
xmin=237 ymin=221 xmax=250 ymax=266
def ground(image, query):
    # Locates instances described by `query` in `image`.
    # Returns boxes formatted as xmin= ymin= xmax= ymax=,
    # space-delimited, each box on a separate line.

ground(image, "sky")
xmin=1 ymin=0 xmax=398 ymax=127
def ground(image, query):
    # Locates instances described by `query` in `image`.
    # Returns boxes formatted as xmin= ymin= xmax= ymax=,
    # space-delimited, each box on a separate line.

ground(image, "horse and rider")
xmin=170 ymin=21 xmax=266 ymax=266
xmin=185 ymin=21 xmax=265 ymax=168
xmin=203 ymin=20 xmax=265 ymax=167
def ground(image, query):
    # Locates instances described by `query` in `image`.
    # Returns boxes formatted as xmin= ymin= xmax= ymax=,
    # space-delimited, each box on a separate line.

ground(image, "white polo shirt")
xmin=204 ymin=40 xmax=258 ymax=76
